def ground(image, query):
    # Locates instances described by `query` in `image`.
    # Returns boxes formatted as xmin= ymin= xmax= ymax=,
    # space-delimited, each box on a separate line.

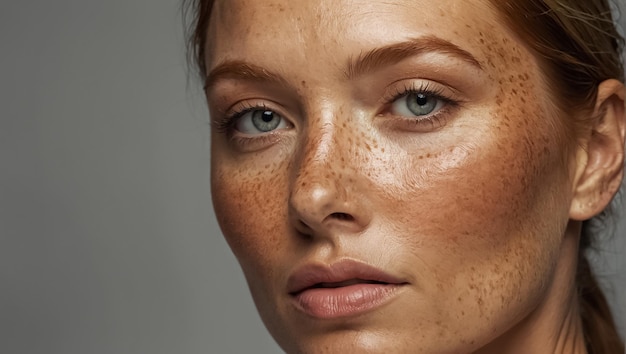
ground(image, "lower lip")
xmin=291 ymin=283 xmax=404 ymax=319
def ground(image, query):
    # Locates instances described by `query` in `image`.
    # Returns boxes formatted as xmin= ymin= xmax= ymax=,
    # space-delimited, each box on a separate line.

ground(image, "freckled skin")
xmin=207 ymin=0 xmax=586 ymax=353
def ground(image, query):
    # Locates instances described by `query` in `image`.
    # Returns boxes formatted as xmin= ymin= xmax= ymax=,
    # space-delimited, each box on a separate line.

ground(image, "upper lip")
xmin=287 ymin=259 xmax=407 ymax=295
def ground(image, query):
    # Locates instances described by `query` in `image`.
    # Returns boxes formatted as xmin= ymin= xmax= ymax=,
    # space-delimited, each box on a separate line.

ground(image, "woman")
xmin=187 ymin=0 xmax=625 ymax=352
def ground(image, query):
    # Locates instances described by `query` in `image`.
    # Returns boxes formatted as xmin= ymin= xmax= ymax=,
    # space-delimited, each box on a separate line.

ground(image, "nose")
xmin=289 ymin=121 xmax=371 ymax=239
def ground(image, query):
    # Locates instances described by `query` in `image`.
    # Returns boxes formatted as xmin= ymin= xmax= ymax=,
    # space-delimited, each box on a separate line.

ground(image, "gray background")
xmin=0 ymin=1 xmax=624 ymax=353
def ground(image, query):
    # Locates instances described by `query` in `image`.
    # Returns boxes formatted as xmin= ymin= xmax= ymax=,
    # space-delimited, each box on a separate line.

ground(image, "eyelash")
xmin=212 ymin=82 xmax=459 ymax=136
xmin=382 ymin=82 xmax=458 ymax=126
xmin=212 ymin=101 xmax=272 ymax=135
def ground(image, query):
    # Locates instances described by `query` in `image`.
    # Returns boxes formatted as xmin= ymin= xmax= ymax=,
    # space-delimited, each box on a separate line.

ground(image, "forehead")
xmin=206 ymin=0 xmax=508 ymax=70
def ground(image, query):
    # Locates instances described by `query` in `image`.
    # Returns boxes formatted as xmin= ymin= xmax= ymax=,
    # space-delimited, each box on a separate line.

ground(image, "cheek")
xmin=211 ymin=155 xmax=290 ymax=280
xmin=374 ymin=71 xmax=572 ymax=331
xmin=381 ymin=108 xmax=566 ymax=248
xmin=393 ymin=51 xmax=568 ymax=256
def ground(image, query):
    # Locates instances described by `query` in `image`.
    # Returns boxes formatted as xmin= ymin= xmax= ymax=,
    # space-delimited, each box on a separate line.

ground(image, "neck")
xmin=551 ymin=293 xmax=587 ymax=354
xmin=478 ymin=221 xmax=587 ymax=354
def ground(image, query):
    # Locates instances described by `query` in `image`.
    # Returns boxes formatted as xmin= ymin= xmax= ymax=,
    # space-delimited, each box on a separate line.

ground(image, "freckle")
xmin=426 ymin=153 xmax=431 ymax=158
xmin=301 ymin=80 xmax=307 ymax=87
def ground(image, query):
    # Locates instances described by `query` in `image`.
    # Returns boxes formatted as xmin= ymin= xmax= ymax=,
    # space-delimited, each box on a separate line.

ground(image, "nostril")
xmin=330 ymin=212 xmax=354 ymax=221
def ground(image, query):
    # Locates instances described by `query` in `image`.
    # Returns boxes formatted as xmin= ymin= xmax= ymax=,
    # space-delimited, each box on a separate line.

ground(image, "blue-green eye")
xmin=235 ymin=109 xmax=288 ymax=134
xmin=391 ymin=92 xmax=445 ymax=117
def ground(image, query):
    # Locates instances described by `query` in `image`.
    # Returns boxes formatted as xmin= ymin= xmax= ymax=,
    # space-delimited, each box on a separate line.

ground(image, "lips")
xmin=287 ymin=259 xmax=408 ymax=319
xmin=308 ymin=279 xmax=387 ymax=289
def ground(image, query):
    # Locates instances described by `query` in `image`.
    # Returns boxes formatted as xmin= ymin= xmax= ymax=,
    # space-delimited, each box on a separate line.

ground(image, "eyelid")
xmin=376 ymin=80 xmax=463 ymax=132
xmin=212 ymin=100 xmax=293 ymax=135
xmin=381 ymin=80 xmax=460 ymax=107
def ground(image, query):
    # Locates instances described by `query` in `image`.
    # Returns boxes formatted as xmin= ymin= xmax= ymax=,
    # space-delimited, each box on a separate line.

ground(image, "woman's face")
xmin=206 ymin=0 xmax=579 ymax=352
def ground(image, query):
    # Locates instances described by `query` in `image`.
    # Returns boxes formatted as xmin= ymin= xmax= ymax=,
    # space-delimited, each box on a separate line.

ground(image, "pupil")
xmin=261 ymin=111 xmax=274 ymax=122
xmin=251 ymin=110 xmax=281 ymax=132
xmin=416 ymin=94 xmax=428 ymax=106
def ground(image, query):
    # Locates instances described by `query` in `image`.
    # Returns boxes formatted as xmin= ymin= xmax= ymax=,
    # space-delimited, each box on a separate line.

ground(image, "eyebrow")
xmin=204 ymin=36 xmax=482 ymax=90
xmin=346 ymin=35 xmax=482 ymax=79
xmin=204 ymin=61 xmax=289 ymax=90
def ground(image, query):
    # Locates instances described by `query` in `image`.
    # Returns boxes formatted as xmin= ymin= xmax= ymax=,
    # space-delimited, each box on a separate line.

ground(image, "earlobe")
xmin=569 ymin=79 xmax=626 ymax=221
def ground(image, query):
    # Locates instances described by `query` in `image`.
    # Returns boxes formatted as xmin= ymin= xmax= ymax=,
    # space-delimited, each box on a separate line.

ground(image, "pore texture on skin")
xmin=206 ymin=0 xmax=595 ymax=352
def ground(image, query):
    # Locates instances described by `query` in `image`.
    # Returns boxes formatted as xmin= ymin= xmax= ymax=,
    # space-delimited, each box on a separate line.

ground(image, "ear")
xmin=569 ymin=79 xmax=626 ymax=220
